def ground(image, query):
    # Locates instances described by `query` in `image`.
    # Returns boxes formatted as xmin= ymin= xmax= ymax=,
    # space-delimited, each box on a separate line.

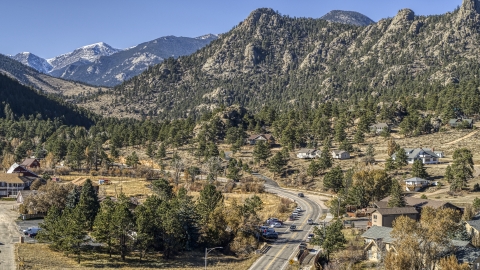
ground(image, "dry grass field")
xmin=16 ymin=243 xmax=258 ymax=270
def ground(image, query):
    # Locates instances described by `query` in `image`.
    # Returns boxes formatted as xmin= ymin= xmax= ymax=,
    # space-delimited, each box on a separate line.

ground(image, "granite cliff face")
xmin=75 ymin=0 xmax=480 ymax=119
xmin=320 ymin=10 xmax=375 ymax=26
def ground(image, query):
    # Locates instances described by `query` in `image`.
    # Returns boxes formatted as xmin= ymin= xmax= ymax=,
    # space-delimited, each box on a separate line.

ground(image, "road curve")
xmin=249 ymin=173 xmax=323 ymax=270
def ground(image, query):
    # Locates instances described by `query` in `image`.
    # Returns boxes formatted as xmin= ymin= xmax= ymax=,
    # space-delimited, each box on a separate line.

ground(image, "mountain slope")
xmin=11 ymin=52 xmax=53 ymax=73
xmin=0 ymin=54 xmax=109 ymax=96
xmin=0 ymin=73 xmax=95 ymax=126
xmin=48 ymin=35 xmax=218 ymax=86
xmin=320 ymin=10 xmax=375 ymax=26
xmin=74 ymin=0 xmax=480 ymax=119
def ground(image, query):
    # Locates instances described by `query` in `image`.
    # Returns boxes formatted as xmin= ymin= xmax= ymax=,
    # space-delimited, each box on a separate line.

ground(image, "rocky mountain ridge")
xmin=320 ymin=10 xmax=375 ymax=26
xmin=74 ymin=0 xmax=480 ymax=120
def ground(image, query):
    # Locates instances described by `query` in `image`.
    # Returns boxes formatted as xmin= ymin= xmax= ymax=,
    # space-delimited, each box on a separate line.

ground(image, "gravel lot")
xmin=0 ymin=201 xmax=21 ymax=270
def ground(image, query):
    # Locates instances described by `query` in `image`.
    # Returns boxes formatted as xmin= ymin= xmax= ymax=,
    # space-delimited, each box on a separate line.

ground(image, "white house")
xmin=369 ymin=123 xmax=390 ymax=134
xmin=391 ymin=148 xmax=440 ymax=164
xmin=403 ymin=177 xmax=431 ymax=192
xmin=297 ymin=149 xmax=319 ymax=159
xmin=332 ymin=150 xmax=350 ymax=160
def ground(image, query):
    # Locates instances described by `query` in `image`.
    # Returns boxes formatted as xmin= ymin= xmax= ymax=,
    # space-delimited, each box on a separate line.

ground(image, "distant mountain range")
xmin=10 ymin=34 xmax=218 ymax=87
xmin=320 ymin=10 xmax=375 ymax=26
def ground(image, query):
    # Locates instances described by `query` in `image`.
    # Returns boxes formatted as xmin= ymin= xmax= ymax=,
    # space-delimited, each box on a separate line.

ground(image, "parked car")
xmin=307 ymin=218 xmax=313 ymax=225
xmin=298 ymin=193 xmax=304 ymax=197
xmin=289 ymin=225 xmax=297 ymax=231
xmin=299 ymin=242 xmax=308 ymax=250
xmin=307 ymin=234 xmax=314 ymax=242
xmin=288 ymin=215 xmax=294 ymax=221
xmin=296 ymin=207 xmax=302 ymax=212
xmin=23 ymin=227 xmax=40 ymax=236
xmin=265 ymin=232 xmax=279 ymax=239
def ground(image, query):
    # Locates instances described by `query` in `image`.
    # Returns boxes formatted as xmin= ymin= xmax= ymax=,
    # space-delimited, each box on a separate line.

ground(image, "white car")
xmin=296 ymin=207 xmax=302 ymax=212
xmin=270 ymin=222 xmax=282 ymax=228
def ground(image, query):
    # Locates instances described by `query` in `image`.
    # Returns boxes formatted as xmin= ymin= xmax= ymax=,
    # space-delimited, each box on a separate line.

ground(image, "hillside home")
xmin=369 ymin=123 xmax=390 ymax=134
xmin=6 ymin=163 xmax=38 ymax=178
xmin=362 ymin=226 xmax=395 ymax=262
xmin=376 ymin=196 xmax=462 ymax=214
xmin=297 ymin=149 xmax=319 ymax=159
xmin=20 ymin=158 xmax=41 ymax=169
xmin=247 ymin=134 xmax=275 ymax=145
xmin=449 ymin=118 xmax=473 ymax=128
xmin=0 ymin=173 xmax=26 ymax=198
xmin=391 ymin=148 xmax=440 ymax=164
xmin=403 ymin=177 xmax=431 ymax=192
xmin=370 ymin=207 xmax=418 ymax=227
xmin=332 ymin=150 xmax=350 ymax=160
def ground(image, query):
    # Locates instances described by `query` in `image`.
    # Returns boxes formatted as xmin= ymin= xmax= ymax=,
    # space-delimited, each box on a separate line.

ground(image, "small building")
xmin=332 ymin=150 xmax=350 ymax=160
xmin=362 ymin=226 xmax=395 ymax=262
xmin=6 ymin=163 xmax=39 ymax=178
xmin=369 ymin=123 xmax=390 ymax=134
xmin=449 ymin=118 xmax=474 ymax=128
xmin=376 ymin=196 xmax=462 ymax=213
xmin=371 ymin=207 xmax=418 ymax=227
xmin=20 ymin=158 xmax=41 ymax=169
xmin=16 ymin=190 xmax=37 ymax=204
xmin=247 ymin=134 xmax=275 ymax=145
xmin=0 ymin=173 xmax=26 ymax=198
xmin=391 ymin=148 xmax=440 ymax=164
xmin=297 ymin=149 xmax=319 ymax=159
xmin=403 ymin=177 xmax=431 ymax=192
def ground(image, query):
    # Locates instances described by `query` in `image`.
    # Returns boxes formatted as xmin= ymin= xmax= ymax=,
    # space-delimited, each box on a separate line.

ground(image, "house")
xmin=362 ymin=226 xmax=395 ymax=261
xmin=20 ymin=158 xmax=41 ymax=169
xmin=16 ymin=190 xmax=37 ymax=204
xmin=370 ymin=207 xmax=418 ymax=227
xmin=466 ymin=220 xmax=480 ymax=242
xmin=6 ymin=163 xmax=39 ymax=178
xmin=297 ymin=149 xmax=319 ymax=159
xmin=376 ymin=196 xmax=462 ymax=213
xmin=391 ymin=148 xmax=440 ymax=164
xmin=332 ymin=150 xmax=350 ymax=160
xmin=403 ymin=177 xmax=431 ymax=192
xmin=0 ymin=173 xmax=26 ymax=198
xmin=247 ymin=134 xmax=275 ymax=145
xmin=369 ymin=123 xmax=390 ymax=134
xmin=455 ymin=246 xmax=480 ymax=269
xmin=449 ymin=118 xmax=474 ymax=128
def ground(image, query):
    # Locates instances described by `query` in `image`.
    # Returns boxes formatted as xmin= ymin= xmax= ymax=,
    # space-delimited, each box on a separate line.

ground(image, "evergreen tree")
xmin=388 ymin=180 xmax=406 ymax=207
xmin=253 ymin=141 xmax=271 ymax=163
xmin=394 ymin=148 xmax=408 ymax=168
xmin=322 ymin=219 xmax=347 ymax=260
xmin=387 ymin=138 xmax=399 ymax=157
xmin=412 ymin=159 xmax=428 ymax=178
xmin=354 ymin=130 xmax=364 ymax=144
xmin=59 ymin=206 xmax=88 ymax=263
xmin=156 ymin=143 xmax=166 ymax=159
xmin=65 ymin=187 xmax=80 ymax=209
xmin=38 ymin=206 xmax=63 ymax=250
xmin=268 ymin=152 xmax=286 ymax=177
xmin=364 ymin=144 xmax=375 ymax=165
xmin=126 ymin=151 xmax=139 ymax=168
xmin=385 ymin=157 xmax=395 ymax=172
xmin=307 ymin=160 xmax=322 ymax=178
xmin=92 ymin=197 xmax=116 ymax=257
xmin=77 ymin=179 xmax=100 ymax=229
xmin=319 ymin=144 xmax=333 ymax=170
xmin=323 ymin=166 xmax=344 ymax=193
xmin=112 ymin=194 xmax=136 ymax=261
xmin=339 ymin=140 xmax=354 ymax=152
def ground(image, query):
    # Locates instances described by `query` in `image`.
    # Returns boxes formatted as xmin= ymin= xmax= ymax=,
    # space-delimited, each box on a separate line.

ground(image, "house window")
xmin=373 ymin=215 xmax=377 ymax=220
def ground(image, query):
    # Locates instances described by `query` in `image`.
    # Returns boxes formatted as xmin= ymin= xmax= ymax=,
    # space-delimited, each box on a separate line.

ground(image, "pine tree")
xmin=322 ymin=219 xmax=347 ymax=260
xmin=364 ymin=144 xmax=375 ymax=165
xmin=268 ymin=152 xmax=286 ymax=177
xmin=307 ymin=160 xmax=322 ymax=178
xmin=394 ymin=148 xmax=408 ymax=168
xmin=253 ymin=141 xmax=271 ymax=163
xmin=387 ymin=138 xmax=399 ymax=157
xmin=385 ymin=157 xmax=395 ymax=171
xmin=388 ymin=180 xmax=406 ymax=207
xmin=38 ymin=206 xmax=63 ymax=250
xmin=92 ymin=197 xmax=116 ymax=257
xmin=411 ymin=159 xmax=428 ymax=178
xmin=65 ymin=187 xmax=80 ymax=209
xmin=156 ymin=143 xmax=166 ymax=159
xmin=61 ymin=206 xmax=88 ymax=263
xmin=77 ymin=179 xmax=100 ymax=229
xmin=354 ymin=130 xmax=364 ymax=144
xmin=319 ymin=144 xmax=333 ymax=170
xmin=323 ymin=166 xmax=344 ymax=193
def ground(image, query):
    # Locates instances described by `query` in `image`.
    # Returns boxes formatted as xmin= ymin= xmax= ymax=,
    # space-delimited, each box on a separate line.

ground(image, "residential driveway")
xmin=0 ymin=201 xmax=21 ymax=270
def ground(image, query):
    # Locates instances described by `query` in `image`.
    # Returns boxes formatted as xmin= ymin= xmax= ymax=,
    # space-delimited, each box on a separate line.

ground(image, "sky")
xmin=1 ymin=0 xmax=462 ymax=59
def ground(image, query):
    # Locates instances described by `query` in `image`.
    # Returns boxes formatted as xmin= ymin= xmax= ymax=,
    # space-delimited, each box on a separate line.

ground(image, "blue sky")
xmin=1 ymin=0 xmax=462 ymax=59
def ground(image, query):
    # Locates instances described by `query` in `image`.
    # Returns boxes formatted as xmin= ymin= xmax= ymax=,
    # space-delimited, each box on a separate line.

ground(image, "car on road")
xmin=298 ymin=193 xmax=304 ymax=197
xmin=307 ymin=234 xmax=314 ymax=242
xmin=23 ymin=227 xmax=40 ymax=236
xmin=299 ymin=242 xmax=308 ymax=250
xmin=289 ymin=225 xmax=297 ymax=231
xmin=270 ymin=222 xmax=282 ymax=228
xmin=264 ymin=232 xmax=278 ymax=239
xmin=307 ymin=218 xmax=313 ymax=225
xmin=296 ymin=207 xmax=302 ymax=212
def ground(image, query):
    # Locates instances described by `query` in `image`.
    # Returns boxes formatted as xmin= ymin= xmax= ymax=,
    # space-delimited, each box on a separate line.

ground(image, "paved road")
xmin=249 ymin=174 xmax=323 ymax=270
xmin=0 ymin=201 xmax=21 ymax=270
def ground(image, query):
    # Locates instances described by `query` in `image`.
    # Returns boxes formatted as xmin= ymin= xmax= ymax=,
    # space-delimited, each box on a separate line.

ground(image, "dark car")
xmin=265 ymin=232 xmax=278 ymax=239
xmin=298 ymin=193 xmax=304 ymax=197
xmin=289 ymin=225 xmax=297 ymax=231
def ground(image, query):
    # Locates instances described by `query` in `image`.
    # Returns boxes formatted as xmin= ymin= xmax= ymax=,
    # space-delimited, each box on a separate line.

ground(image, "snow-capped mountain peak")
xmin=46 ymin=42 xmax=122 ymax=71
xmin=10 ymin=52 xmax=53 ymax=73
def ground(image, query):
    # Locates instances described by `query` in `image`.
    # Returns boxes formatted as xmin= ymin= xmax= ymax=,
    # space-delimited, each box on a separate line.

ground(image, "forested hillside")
xmin=75 ymin=0 xmax=480 ymax=119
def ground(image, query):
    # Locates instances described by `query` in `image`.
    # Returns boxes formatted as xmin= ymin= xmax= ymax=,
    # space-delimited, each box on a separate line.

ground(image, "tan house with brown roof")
xmin=0 ymin=173 xmax=27 ymax=197
xmin=376 ymin=196 xmax=461 ymax=213
xmin=247 ymin=134 xmax=275 ymax=145
xmin=371 ymin=207 xmax=418 ymax=227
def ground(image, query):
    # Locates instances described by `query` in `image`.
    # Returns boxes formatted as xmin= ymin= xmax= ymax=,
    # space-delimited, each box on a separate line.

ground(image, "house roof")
xmin=0 ymin=173 xmax=26 ymax=184
xmin=361 ymin=226 xmax=394 ymax=243
xmin=6 ymin=163 xmax=38 ymax=177
xmin=379 ymin=196 xmax=460 ymax=210
xmin=332 ymin=150 xmax=348 ymax=155
xmin=298 ymin=148 xmax=317 ymax=154
xmin=20 ymin=158 xmax=39 ymax=167
xmin=466 ymin=220 xmax=480 ymax=232
xmin=370 ymin=123 xmax=389 ymax=128
xmin=455 ymin=247 xmax=480 ymax=265
xmin=391 ymin=148 xmax=439 ymax=159
xmin=247 ymin=134 xmax=274 ymax=141
xmin=404 ymin=177 xmax=429 ymax=183
xmin=373 ymin=207 xmax=418 ymax=216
